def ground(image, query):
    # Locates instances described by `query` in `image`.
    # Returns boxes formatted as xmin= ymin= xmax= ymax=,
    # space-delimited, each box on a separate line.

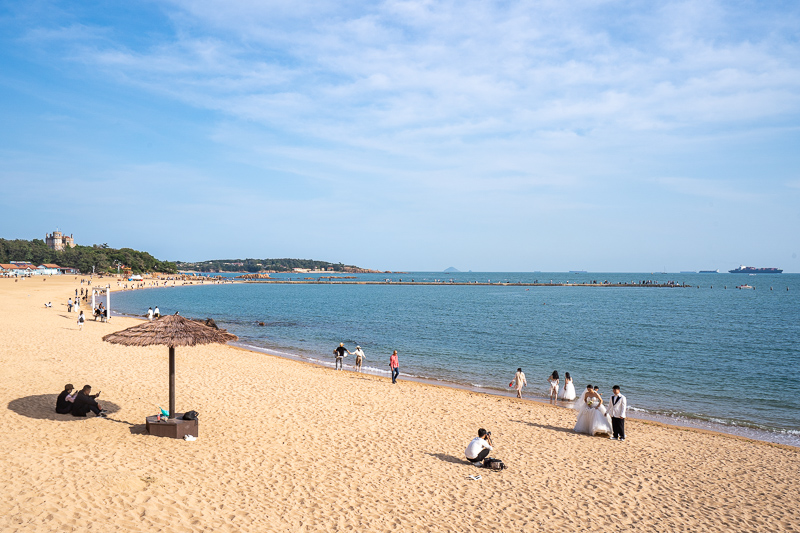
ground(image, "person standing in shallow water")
xmin=333 ymin=343 xmax=349 ymax=370
xmin=548 ymin=371 xmax=559 ymax=402
xmin=389 ymin=350 xmax=399 ymax=384
xmin=512 ymin=368 xmax=527 ymax=398
xmin=353 ymin=345 xmax=365 ymax=372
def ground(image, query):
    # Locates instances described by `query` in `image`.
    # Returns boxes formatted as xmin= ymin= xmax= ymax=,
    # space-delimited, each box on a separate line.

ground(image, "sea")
xmin=110 ymin=271 xmax=800 ymax=447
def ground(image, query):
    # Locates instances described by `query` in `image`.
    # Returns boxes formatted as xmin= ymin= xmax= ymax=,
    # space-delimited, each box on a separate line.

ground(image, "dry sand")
xmin=1 ymin=276 xmax=798 ymax=532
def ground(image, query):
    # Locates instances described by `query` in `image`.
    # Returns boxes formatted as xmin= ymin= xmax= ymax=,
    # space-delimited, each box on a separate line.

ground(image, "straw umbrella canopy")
xmin=103 ymin=313 xmax=237 ymax=418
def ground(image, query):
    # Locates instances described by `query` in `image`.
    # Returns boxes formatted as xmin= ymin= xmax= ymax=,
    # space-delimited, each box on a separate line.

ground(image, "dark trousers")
xmin=391 ymin=367 xmax=399 ymax=383
xmin=467 ymin=448 xmax=490 ymax=463
xmin=611 ymin=417 xmax=625 ymax=439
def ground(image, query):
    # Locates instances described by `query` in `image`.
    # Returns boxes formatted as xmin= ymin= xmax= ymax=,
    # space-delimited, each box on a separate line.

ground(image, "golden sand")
xmin=0 ymin=276 xmax=798 ymax=532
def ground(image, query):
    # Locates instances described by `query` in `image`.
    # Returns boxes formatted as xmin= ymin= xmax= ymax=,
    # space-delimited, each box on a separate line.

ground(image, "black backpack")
xmin=483 ymin=457 xmax=507 ymax=470
xmin=182 ymin=410 xmax=199 ymax=421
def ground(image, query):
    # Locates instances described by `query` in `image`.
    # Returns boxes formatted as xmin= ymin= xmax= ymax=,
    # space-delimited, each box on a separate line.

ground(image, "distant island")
xmin=176 ymin=258 xmax=381 ymax=274
xmin=443 ymin=267 xmax=460 ymax=272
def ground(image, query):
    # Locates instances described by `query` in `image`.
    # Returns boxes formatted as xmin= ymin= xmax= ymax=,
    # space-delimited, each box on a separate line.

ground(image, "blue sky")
xmin=1 ymin=0 xmax=799 ymax=272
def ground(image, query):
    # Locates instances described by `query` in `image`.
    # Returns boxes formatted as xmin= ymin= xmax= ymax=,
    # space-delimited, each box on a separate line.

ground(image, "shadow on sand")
xmin=426 ymin=452 xmax=470 ymax=465
xmin=512 ymin=419 xmax=576 ymax=435
xmin=7 ymin=394 xmax=121 ymax=421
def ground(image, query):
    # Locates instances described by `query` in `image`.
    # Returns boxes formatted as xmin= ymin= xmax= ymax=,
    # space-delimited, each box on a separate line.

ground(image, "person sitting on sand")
xmin=55 ymin=384 xmax=77 ymax=414
xmin=71 ymin=385 xmax=107 ymax=418
xmin=465 ymin=428 xmax=494 ymax=465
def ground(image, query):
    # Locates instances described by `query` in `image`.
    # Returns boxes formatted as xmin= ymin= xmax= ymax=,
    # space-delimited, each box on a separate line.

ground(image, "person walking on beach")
xmin=512 ymin=368 xmax=527 ymax=398
xmin=389 ymin=350 xmax=399 ymax=384
xmin=333 ymin=343 xmax=350 ymax=370
xmin=353 ymin=345 xmax=365 ymax=372
xmin=147 ymin=307 xmax=154 ymax=321
xmin=77 ymin=310 xmax=85 ymax=330
xmin=153 ymin=306 xmax=160 ymax=318
xmin=67 ymin=298 xmax=73 ymax=312
xmin=548 ymin=371 xmax=559 ymax=402
xmin=608 ymin=385 xmax=627 ymax=441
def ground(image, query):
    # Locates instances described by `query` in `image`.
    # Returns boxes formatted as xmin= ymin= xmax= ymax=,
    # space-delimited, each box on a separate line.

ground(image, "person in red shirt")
xmin=389 ymin=350 xmax=399 ymax=384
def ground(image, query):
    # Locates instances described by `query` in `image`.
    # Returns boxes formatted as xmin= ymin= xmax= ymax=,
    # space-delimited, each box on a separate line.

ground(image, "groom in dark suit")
xmin=607 ymin=385 xmax=627 ymax=441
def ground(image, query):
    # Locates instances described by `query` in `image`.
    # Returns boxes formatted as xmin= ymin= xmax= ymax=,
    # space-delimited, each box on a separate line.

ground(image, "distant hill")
xmin=176 ymin=258 xmax=379 ymax=274
xmin=443 ymin=266 xmax=460 ymax=272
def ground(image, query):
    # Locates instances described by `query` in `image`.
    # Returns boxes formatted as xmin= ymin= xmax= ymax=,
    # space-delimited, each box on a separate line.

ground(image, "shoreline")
xmin=228 ymin=339 xmax=800 ymax=449
xmin=107 ymin=283 xmax=799 ymax=449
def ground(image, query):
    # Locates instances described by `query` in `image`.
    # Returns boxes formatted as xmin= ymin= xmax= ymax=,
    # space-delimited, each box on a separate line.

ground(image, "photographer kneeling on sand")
xmin=465 ymin=428 xmax=493 ymax=465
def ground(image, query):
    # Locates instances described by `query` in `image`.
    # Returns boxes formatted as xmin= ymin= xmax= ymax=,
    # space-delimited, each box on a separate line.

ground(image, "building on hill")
xmin=46 ymin=230 xmax=75 ymax=251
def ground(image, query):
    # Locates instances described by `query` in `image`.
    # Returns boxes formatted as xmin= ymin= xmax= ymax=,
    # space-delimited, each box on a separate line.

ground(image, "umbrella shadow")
xmin=512 ymin=419 xmax=575 ymax=435
xmin=8 ymin=394 xmax=121 ymax=421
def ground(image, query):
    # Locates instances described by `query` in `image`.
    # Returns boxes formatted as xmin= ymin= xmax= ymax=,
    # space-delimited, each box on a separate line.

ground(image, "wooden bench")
xmin=145 ymin=413 xmax=198 ymax=439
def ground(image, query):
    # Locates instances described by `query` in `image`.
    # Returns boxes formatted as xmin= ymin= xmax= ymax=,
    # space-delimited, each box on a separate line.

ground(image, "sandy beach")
xmin=1 ymin=276 xmax=798 ymax=532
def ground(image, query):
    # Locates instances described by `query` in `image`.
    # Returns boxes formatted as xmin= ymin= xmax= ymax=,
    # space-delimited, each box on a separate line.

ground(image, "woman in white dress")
xmin=547 ymin=371 xmax=559 ymax=402
xmin=558 ymin=372 xmax=576 ymax=401
xmin=574 ymin=384 xmax=613 ymax=436
xmin=593 ymin=386 xmax=608 ymax=416
xmin=573 ymin=385 xmax=593 ymax=434
xmin=512 ymin=368 xmax=527 ymax=398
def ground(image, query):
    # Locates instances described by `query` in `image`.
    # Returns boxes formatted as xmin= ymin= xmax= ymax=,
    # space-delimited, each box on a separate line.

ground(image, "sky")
xmin=1 ymin=0 xmax=799 ymax=272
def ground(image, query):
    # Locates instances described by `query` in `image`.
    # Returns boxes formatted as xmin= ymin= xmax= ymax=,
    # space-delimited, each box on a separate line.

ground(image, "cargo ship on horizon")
xmin=728 ymin=265 xmax=783 ymax=274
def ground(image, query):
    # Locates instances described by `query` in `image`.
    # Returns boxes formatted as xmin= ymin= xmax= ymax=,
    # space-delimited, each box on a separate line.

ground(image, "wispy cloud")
xmin=3 ymin=0 xmax=799 ymax=269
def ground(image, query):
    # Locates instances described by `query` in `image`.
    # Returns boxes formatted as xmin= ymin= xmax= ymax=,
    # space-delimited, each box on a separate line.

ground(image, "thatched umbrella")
xmin=103 ymin=313 xmax=237 ymax=418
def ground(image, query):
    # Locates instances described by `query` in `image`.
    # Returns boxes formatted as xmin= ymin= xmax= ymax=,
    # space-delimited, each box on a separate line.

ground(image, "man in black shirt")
xmin=71 ymin=385 xmax=107 ymax=417
xmin=55 ymin=384 xmax=76 ymax=414
xmin=333 ymin=343 xmax=350 ymax=370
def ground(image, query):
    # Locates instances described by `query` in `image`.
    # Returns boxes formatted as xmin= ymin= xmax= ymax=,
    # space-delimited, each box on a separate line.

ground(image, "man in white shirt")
xmin=147 ymin=307 xmax=154 ymax=321
xmin=465 ymin=428 xmax=493 ymax=465
xmin=607 ymin=385 xmax=627 ymax=441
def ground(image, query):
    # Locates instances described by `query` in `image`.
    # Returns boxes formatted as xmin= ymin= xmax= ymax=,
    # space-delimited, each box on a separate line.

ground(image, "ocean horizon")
xmin=111 ymin=271 xmax=800 ymax=447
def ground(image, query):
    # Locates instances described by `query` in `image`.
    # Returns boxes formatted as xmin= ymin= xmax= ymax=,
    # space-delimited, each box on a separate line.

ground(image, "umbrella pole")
xmin=169 ymin=346 xmax=176 ymax=418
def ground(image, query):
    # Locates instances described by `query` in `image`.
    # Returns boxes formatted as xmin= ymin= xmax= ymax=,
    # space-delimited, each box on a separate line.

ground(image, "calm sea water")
xmin=111 ymin=272 xmax=800 ymax=446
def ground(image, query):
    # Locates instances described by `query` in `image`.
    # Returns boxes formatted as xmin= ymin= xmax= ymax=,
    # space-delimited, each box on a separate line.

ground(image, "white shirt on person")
xmin=465 ymin=437 xmax=492 ymax=460
xmin=607 ymin=393 xmax=627 ymax=418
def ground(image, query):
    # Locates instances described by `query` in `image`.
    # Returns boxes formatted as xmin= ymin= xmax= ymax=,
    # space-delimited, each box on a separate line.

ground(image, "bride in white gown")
xmin=573 ymin=385 xmax=613 ymax=436
xmin=558 ymin=372 xmax=576 ymax=401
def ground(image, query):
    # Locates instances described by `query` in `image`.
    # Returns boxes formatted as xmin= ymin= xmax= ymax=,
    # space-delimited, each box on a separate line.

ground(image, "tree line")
xmin=0 ymin=238 xmax=177 ymax=274
xmin=176 ymin=258 xmax=353 ymax=273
